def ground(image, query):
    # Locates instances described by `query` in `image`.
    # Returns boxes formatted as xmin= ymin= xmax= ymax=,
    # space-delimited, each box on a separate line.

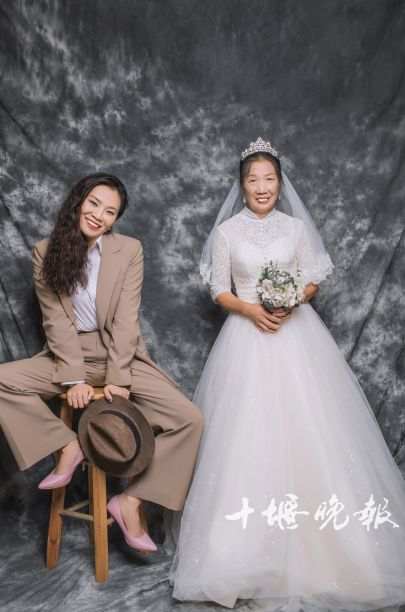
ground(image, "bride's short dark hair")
xmin=239 ymin=152 xmax=283 ymax=186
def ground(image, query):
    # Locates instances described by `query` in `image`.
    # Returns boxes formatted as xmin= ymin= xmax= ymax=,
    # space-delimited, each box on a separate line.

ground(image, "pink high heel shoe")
xmin=38 ymin=446 xmax=85 ymax=490
xmin=107 ymin=495 xmax=158 ymax=553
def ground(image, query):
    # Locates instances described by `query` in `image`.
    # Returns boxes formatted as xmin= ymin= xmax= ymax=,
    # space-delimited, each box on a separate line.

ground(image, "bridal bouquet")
xmin=256 ymin=261 xmax=305 ymax=311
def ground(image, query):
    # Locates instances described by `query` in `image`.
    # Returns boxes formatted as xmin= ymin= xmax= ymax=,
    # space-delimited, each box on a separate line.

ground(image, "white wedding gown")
xmin=169 ymin=206 xmax=405 ymax=611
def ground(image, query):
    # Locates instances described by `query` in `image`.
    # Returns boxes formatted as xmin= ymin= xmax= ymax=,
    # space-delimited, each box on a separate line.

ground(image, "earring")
xmin=242 ymin=195 xmax=247 ymax=204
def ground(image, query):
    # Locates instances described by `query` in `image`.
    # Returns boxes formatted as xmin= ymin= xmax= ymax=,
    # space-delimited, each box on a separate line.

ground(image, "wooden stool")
xmin=46 ymin=388 xmax=113 ymax=582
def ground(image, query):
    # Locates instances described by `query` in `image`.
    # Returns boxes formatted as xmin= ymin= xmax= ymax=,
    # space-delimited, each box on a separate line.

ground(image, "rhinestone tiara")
xmin=240 ymin=137 xmax=280 ymax=161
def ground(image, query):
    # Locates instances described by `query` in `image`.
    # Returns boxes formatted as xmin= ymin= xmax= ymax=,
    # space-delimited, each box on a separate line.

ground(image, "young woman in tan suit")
xmin=0 ymin=173 xmax=203 ymax=551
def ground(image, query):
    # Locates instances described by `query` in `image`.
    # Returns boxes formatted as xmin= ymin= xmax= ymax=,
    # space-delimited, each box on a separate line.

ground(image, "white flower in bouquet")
xmin=256 ymin=261 xmax=305 ymax=311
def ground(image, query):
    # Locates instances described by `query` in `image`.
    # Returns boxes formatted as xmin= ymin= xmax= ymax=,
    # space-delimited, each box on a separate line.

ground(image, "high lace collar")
xmin=241 ymin=205 xmax=278 ymax=221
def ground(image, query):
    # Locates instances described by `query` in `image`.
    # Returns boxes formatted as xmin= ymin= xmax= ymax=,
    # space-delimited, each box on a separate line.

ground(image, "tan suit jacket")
xmin=0 ymin=231 xmax=202 ymax=508
xmin=32 ymin=231 xmax=175 ymax=388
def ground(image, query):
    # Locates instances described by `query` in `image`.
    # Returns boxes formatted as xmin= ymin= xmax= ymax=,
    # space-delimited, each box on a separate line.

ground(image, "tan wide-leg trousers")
xmin=0 ymin=331 xmax=203 ymax=511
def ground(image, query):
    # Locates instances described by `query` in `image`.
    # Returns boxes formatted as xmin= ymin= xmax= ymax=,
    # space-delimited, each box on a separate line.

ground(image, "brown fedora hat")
xmin=78 ymin=396 xmax=155 ymax=478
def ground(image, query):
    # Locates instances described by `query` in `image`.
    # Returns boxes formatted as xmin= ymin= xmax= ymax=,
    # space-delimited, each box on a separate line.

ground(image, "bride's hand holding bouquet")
xmin=246 ymin=261 xmax=305 ymax=333
xmin=243 ymin=302 xmax=290 ymax=333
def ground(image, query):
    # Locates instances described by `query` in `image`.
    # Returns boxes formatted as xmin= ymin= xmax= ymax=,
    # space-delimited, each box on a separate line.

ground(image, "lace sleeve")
xmin=209 ymin=226 xmax=232 ymax=302
xmin=296 ymin=220 xmax=334 ymax=285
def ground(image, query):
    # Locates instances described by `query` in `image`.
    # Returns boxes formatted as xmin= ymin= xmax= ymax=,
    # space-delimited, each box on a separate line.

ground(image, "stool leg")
xmin=87 ymin=463 xmax=95 ymax=549
xmin=89 ymin=464 xmax=109 ymax=582
xmin=46 ymin=487 xmax=66 ymax=568
xmin=46 ymin=401 xmax=73 ymax=569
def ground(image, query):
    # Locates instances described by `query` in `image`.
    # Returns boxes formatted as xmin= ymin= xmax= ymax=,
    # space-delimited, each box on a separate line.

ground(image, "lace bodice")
xmin=210 ymin=206 xmax=333 ymax=303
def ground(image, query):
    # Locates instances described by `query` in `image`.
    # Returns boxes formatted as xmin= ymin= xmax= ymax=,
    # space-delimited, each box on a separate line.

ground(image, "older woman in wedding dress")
xmin=169 ymin=138 xmax=405 ymax=611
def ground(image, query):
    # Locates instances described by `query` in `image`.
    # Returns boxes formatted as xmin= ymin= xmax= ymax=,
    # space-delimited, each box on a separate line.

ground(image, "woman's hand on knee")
xmin=103 ymin=384 xmax=130 ymax=403
xmin=67 ymin=383 xmax=95 ymax=409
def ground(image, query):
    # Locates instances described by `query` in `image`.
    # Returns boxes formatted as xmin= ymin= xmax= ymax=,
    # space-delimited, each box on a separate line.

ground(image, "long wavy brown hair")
xmin=42 ymin=173 xmax=128 ymax=296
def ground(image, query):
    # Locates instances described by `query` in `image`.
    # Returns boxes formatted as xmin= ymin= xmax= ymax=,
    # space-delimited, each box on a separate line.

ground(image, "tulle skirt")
xmin=168 ymin=304 xmax=405 ymax=611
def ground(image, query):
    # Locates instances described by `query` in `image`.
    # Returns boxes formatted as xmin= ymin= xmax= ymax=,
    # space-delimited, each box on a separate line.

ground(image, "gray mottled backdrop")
xmin=0 ymin=1 xmax=404 ymax=611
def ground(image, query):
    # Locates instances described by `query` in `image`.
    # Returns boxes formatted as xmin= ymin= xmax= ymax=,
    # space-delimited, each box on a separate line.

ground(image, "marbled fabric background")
xmin=0 ymin=1 xmax=404 ymax=611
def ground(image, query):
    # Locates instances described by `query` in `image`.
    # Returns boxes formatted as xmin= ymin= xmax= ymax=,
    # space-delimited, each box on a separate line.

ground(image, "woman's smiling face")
xmin=79 ymin=184 xmax=121 ymax=245
xmin=242 ymin=159 xmax=281 ymax=218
